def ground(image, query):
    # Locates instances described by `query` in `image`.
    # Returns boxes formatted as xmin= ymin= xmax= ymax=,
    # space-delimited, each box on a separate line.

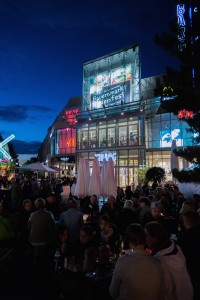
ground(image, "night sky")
xmin=0 ymin=0 xmax=179 ymax=154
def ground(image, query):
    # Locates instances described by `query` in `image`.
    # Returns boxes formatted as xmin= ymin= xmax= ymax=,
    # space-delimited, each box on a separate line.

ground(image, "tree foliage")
xmin=145 ymin=167 xmax=166 ymax=184
xmin=155 ymin=0 xmax=200 ymax=182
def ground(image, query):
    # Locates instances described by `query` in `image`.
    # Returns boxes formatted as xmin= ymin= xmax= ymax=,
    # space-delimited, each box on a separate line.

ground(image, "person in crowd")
xmin=46 ymin=192 xmax=65 ymax=222
xmin=60 ymin=180 xmax=70 ymax=204
xmin=116 ymin=186 xmax=125 ymax=208
xmin=83 ymin=194 xmax=99 ymax=224
xmin=100 ymin=195 xmax=119 ymax=224
xmin=193 ymin=194 xmax=200 ymax=215
xmin=28 ymin=198 xmax=56 ymax=266
xmin=18 ymin=199 xmax=34 ymax=246
xmin=157 ymin=193 xmax=173 ymax=216
xmin=55 ymin=224 xmax=69 ymax=270
xmin=30 ymin=177 xmax=39 ymax=201
xmin=38 ymin=177 xmax=52 ymax=199
xmin=138 ymin=197 xmax=151 ymax=227
xmin=178 ymin=200 xmax=195 ymax=233
xmin=124 ymin=185 xmax=134 ymax=200
xmin=53 ymin=178 xmax=63 ymax=202
xmin=59 ymin=199 xmax=83 ymax=251
xmin=67 ymin=225 xmax=97 ymax=273
xmin=98 ymin=214 xmax=111 ymax=242
xmin=21 ymin=176 xmax=32 ymax=201
xmin=117 ymin=200 xmax=138 ymax=237
xmin=10 ymin=177 xmax=21 ymax=210
xmin=109 ymin=223 xmax=162 ymax=300
xmin=141 ymin=201 xmax=178 ymax=236
xmin=145 ymin=221 xmax=193 ymax=300
xmin=99 ymin=214 xmax=120 ymax=255
xmin=177 ymin=211 xmax=200 ymax=300
xmin=0 ymin=202 xmax=16 ymax=247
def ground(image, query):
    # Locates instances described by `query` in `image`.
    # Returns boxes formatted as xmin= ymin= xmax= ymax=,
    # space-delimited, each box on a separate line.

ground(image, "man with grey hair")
xmin=28 ymin=198 xmax=56 ymax=265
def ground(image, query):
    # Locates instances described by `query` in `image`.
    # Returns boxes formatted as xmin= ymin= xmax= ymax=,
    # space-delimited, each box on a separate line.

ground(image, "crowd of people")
xmin=0 ymin=174 xmax=200 ymax=300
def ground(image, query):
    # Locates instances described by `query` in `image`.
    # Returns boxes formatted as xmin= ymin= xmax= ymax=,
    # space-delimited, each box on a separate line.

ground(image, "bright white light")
xmin=0 ymin=134 xmax=15 ymax=160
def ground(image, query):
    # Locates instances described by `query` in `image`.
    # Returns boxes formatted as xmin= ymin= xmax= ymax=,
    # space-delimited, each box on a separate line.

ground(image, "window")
xmin=108 ymin=127 xmax=115 ymax=146
xmin=99 ymin=128 xmax=107 ymax=147
xmin=119 ymin=126 xmax=127 ymax=146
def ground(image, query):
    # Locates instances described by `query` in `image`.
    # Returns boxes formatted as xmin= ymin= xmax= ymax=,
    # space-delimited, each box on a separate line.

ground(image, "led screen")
xmin=90 ymin=64 xmax=131 ymax=109
xmin=160 ymin=129 xmax=182 ymax=147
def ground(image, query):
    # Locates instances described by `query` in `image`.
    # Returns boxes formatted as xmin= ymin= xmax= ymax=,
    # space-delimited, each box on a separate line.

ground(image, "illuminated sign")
xmin=65 ymin=108 xmax=79 ymax=124
xmin=60 ymin=157 xmax=69 ymax=162
xmin=178 ymin=109 xmax=194 ymax=119
xmin=162 ymin=86 xmax=176 ymax=101
xmin=59 ymin=128 xmax=76 ymax=154
xmin=90 ymin=64 xmax=132 ymax=109
xmin=91 ymin=81 xmax=130 ymax=109
xmin=0 ymin=134 xmax=15 ymax=160
xmin=177 ymin=4 xmax=186 ymax=51
xmin=95 ymin=151 xmax=117 ymax=163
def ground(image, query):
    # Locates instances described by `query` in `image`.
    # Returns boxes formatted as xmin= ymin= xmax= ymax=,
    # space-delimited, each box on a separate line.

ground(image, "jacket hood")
xmin=154 ymin=241 xmax=187 ymax=273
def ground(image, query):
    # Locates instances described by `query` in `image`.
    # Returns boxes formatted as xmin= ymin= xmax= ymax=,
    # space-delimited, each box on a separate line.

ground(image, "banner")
xmin=91 ymin=80 xmax=130 ymax=109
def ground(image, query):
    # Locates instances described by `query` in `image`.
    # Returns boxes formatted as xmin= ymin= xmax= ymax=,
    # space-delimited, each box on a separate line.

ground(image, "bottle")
xmin=119 ymin=236 xmax=125 ymax=256
xmin=54 ymin=248 xmax=61 ymax=272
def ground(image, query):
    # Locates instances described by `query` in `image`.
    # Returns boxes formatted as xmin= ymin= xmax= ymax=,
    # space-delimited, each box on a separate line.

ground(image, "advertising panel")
xmin=90 ymin=64 xmax=132 ymax=109
xmin=160 ymin=129 xmax=182 ymax=147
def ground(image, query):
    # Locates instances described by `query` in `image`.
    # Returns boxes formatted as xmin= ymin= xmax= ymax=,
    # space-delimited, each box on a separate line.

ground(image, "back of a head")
xmin=100 ymin=214 xmax=111 ymax=224
xmin=125 ymin=223 xmax=146 ymax=248
xmin=145 ymin=221 xmax=169 ymax=242
xmin=69 ymin=199 xmax=78 ymax=209
xmin=182 ymin=211 xmax=200 ymax=228
xmin=124 ymin=200 xmax=133 ymax=210
xmin=180 ymin=200 xmax=194 ymax=214
xmin=140 ymin=197 xmax=151 ymax=207
xmin=34 ymin=198 xmax=46 ymax=209
xmin=81 ymin=224 xmax=93 ymax=237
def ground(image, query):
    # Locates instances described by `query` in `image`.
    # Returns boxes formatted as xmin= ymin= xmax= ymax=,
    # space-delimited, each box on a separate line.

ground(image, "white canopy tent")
xmin=15 ymin=162 xmax=58 ymax=178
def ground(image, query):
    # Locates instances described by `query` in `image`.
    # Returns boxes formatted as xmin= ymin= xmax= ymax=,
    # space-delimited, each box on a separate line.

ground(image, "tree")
xmin=145 ymin=167 xmax=166 ymax=184
xmin=155 ymin=0 xmax=200 ymax=182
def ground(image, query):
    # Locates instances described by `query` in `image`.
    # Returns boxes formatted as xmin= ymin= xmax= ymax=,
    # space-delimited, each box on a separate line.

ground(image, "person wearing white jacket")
xmin=145 ymin=221 xmax=193 ymax=300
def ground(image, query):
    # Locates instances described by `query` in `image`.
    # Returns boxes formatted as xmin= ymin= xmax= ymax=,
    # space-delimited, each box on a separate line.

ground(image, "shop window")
xmin=119 ymin=126 xmax=127 ymax=146
xmin=99 ymin=128 xmax=107 ymax=147
xmin=89 ymin=129 xmax=97 ymax=148
xmin=129 ymin=124 xmax=138 ymax=145
xmin=80 ymin=130 xmax=88 ymax=149
xmin=108 ymin=128 xmax=115 ymax=147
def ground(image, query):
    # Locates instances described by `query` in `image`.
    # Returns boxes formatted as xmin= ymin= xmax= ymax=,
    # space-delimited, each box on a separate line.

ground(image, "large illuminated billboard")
xmin=82 ymin=45 xmax=140 ymax=111
xmin=90 ymin=65 xmax=131 ymax=109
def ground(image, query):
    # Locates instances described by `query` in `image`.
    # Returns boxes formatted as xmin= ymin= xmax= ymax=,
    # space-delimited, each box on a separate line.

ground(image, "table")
xmin=52 ymin=263 xmax=113 ymax=300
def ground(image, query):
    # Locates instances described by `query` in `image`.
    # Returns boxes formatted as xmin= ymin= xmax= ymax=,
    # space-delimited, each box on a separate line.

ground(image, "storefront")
xmin=38 ymin=96 xmax=82 ymax=178
xmin=76 ymin=115 xmax=146 ymax=187
xmin=76 ymin=45 xmax=146 ymax=187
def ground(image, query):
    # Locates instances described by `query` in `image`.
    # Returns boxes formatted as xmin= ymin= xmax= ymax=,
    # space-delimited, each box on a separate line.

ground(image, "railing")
xmin=77 ymin=137 xmax=145 ymax=150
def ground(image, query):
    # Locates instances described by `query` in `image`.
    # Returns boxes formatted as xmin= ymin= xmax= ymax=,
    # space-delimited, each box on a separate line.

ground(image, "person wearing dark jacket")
xmin=117 ymin=200 xmax=138 ymax=237
xmin=177 ymin=211 xmax=200 ymax=300
xmin=100 ymin=195 xmax=119 ymax=224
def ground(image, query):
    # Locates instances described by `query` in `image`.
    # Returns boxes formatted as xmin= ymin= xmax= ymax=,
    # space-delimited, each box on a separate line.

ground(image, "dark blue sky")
xmin=0 ymin=0 xmax=178 ymax=153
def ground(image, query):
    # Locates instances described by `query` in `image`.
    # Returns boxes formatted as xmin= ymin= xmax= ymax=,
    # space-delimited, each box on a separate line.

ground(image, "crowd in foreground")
xmin=0 ymin=174 xmax=200 ymax=300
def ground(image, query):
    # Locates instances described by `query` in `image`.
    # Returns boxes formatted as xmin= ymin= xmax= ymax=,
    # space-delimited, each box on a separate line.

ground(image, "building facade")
xmin=38 ymin=96 xmax=81 ymax=177
xmin=38 ymin=45 xmax=193 ymax=186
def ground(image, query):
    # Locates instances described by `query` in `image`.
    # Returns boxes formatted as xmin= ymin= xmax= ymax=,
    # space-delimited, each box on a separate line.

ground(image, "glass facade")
xmin=145 ymin=113 xmax=193 ymax=149
xmin=77 ymin=116 xmax=144 ymax=150
xmin=76 ymin=148 xmax=145 ymax=188
xmin=82 ymin=46 xmax=140 ymax=112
